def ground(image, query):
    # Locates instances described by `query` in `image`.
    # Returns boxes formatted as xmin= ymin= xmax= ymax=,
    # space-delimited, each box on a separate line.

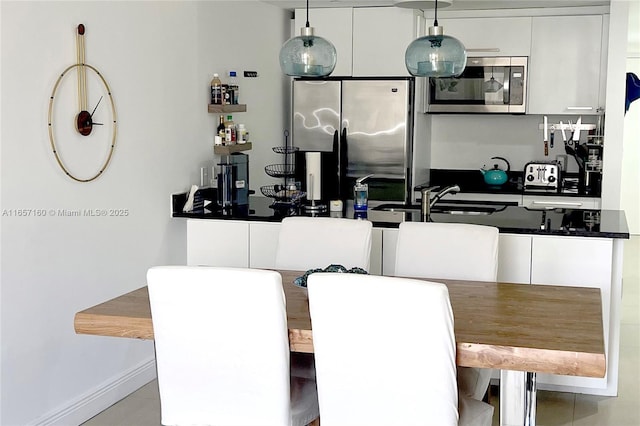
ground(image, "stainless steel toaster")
xmin=524 ymin=161 xmax=561 ymax=192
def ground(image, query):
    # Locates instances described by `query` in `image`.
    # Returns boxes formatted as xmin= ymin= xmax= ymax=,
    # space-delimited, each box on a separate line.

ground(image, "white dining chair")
xmin=147 ymin=266 xmax=319 ymax=426
xmin=275 ymin=216 xmax=373 ymax=381
xmin=394 ymin=221 xmax=500 ymax=402
xmin=307 ymin=273 xmax=494 ymax=426
xmin=275 ymin=216 xmax=373 ymax=271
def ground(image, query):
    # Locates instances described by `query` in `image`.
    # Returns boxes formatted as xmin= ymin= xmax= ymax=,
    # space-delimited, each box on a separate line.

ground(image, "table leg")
xmin=500 ymin=370 xmax=538 ymax=426
xmin=525 ymin=372 xmax=537 ymax=426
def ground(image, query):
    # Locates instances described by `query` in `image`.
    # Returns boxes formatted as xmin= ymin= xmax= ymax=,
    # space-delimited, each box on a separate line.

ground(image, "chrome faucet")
xmin=420 ymin=184 xmax=461 ymax=222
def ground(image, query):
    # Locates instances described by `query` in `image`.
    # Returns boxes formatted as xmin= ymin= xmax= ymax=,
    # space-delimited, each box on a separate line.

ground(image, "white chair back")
xmin=395 ymin=221 xmax=499 ymax=404
xmin=395 ymin=222 xmax=499 ymax=282
xmin=307 ymin=273 xmax=459 ymax=426
xmin=275 ymin=217 xmax=373 ymax=271
xmin=147 ymin=266 xmax=317 ymax=426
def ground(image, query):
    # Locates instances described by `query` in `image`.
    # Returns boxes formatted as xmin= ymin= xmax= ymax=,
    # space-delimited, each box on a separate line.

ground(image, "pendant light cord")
xmin=305 ymin=0 xmax=310 ymax=28
xmin=433 ymin=0 xmax=439 ymax=26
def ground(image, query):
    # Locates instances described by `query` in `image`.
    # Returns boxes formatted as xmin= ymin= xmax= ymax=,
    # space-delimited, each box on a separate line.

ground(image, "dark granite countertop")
xmin=172 ymin=194 xmax=629 ymax=239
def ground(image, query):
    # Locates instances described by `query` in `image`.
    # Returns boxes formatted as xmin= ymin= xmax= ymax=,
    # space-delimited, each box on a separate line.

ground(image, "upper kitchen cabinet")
xmin=295 ymin=8 xmax=353 ymax=77
xmin=351 ymin=7 xmax=424 ymax=77
xmin=528 ymin=15 xmax=605 ymax=115
xmin=437 ymin=17 xmax=532 ymax=57
xmin=295 ymin=7 xmax=424 ymax=77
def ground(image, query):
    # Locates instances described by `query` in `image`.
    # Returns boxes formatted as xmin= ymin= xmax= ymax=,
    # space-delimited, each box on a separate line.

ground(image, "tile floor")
xmin=83 ymin=237 xmax=640 ymax=426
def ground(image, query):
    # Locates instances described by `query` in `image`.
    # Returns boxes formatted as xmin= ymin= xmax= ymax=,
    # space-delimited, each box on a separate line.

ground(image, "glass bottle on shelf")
xmin=229 ymin=71 xmax=239 ymax=104
xmin=210 ymin=73 xmax=222 ymax=105
xmin=217 ymin=115 xmax=225 ymax=141
xmin=224 ymin=115 xmax=235 ymax=144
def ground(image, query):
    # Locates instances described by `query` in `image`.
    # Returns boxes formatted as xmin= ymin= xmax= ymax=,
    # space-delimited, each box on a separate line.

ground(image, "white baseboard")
xmin=29 ymin=357 xmax=157 ymax=426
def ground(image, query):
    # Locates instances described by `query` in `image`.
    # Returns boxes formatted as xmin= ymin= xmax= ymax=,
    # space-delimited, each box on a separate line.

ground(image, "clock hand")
xmin=90 ymin=96 xmax=103 ymax=117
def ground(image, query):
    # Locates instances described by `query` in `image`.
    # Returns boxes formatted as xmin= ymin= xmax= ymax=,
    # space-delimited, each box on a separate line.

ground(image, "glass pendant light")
xmin=484 ymin=67 xmax=503 ymax=93
xmin=279 ymin=0 xmax=337 ymax=77
xmin=404 ymin=0 xmax=466 ymax=77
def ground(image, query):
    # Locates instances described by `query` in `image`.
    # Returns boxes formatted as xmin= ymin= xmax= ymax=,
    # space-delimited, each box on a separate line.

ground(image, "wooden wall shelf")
xmin=214 ymin=143 xmax=252 ymax=156
xmin=208 ymin=104 xmax=247 ymax=113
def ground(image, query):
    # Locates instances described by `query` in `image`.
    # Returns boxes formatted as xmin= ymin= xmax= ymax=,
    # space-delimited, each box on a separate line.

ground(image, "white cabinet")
xmin=294 ymin=8 xmax=353 ymax=77
xmin=187 ymin=219 xmax=383 ymax=274
xmin=528 ymin=15 xmax=604 ymax=115
xmin=530 ymin=235 xmax=613 ymax=390
xmin=521 ymin=195 xmax=601 ymax=210
xmin=187 ymin=219 xmax=249 ymax=267
xmin=295 ymin=7 xmax=423 ymax=77
xmin=497 ymin=234 xmax=531 ymax=284
xmin=249 ymin=222 xmax=281 ymax=268
xmin=437 ymin=17 xmax=532 ymax=57
xmin=352 ymin=7 xmax=424 ymax=77
xmin=370 ymin=228 xmax=383 ymax=275
xmin=381 ymin=228 xmax=399 ymax=276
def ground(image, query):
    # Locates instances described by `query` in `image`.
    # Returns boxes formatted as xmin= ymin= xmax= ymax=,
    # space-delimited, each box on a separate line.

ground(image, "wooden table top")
xmin=74 ymin=270 xmax=606 ymax=378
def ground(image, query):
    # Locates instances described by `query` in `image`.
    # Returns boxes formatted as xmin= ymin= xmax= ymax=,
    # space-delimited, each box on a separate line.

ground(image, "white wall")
xmin=0 ymin=1 xmax=288 ymax=425
xmin=622 ymin=57 xmax=640 ymax=234
xmin=197 ymin=2 xmax=291 ymax=193
xmin=428 ymin=114 xmax=600 ymax=173
xmin=621 ymin=0 xmax=640 ymax=235
xmin=600 ymin=0 xmax=629 ymax=211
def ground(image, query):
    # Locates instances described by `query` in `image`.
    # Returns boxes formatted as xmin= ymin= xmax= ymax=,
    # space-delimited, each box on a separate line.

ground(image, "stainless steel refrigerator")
xmin=292 ymin=77 xmax=414 ymax=203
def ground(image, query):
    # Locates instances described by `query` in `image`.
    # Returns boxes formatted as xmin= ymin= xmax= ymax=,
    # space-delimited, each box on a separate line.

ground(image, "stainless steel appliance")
xmin=427 ymin=56 xmax=528 ymax=114
xmin=292 ymin=78 xmax=414 ymax=203
xmin=524 ymin=161 xmax=561 ymax=192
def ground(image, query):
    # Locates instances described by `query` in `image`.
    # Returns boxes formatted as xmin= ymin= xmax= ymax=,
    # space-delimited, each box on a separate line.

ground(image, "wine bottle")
xmin=216 ymin=115 xmax=225 ymax=141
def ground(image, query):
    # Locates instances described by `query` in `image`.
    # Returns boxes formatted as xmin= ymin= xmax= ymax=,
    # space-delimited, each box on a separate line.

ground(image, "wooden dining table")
xmin=74 ymin=270 xmax=606 ymax=426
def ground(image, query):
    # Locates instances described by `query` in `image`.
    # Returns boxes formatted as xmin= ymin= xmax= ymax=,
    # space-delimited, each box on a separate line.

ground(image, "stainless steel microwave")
xmin=427 ymin=56 xmax=528 ymax=114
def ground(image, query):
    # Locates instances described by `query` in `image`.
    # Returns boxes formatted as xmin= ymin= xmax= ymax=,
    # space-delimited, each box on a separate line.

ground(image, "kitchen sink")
xmin=371 ymin=204 xmax=421 ymax=213
xmin=443 ymin=209 xmax=494 ymax=216
xmin=371 ymin=203 xmax=499 ymax=215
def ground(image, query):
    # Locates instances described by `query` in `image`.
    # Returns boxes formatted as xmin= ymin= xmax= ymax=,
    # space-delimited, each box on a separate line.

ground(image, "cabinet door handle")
xmin=567 ymin=106 xmax=594 ymax=111
xmin=532 ymin=201 xmax=583 ymax=207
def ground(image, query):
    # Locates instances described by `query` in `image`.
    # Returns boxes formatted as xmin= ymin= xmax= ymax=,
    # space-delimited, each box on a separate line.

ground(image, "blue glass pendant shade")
xmin=405 ymin=26 xmax=466 ymax=77
xmin=279 ymin=27 xmax=337 ymax=77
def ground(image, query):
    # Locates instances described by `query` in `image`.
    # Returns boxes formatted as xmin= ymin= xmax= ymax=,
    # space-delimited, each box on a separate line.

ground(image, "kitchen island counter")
xmin=172 ymin=194 xmax=629 ymax=240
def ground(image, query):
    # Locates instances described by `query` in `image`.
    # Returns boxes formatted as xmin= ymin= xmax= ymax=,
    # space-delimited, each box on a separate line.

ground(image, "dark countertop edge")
xmin=173 ymin=213 xmax=630 ymax=239
xmin=366 ymin=220 xmax=628 ymax=238
xmin=173 ymin=212 xmax=284 ymax=223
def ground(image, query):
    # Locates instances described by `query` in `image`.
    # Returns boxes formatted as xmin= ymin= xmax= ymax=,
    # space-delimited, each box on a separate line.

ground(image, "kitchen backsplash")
xmin=426 ymin=114 xmax=600 ymax=173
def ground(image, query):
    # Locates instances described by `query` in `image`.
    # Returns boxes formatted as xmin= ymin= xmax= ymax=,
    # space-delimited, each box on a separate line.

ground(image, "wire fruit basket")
xmin=260 ymin=184 xmax=305 ymax=202
xmin=264 ymin=163 xmax=296 ymax=178
xmin=261 ymin=131 xmax=305 ymax=213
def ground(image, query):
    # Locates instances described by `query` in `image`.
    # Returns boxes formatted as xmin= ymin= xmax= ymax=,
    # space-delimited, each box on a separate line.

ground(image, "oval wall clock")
xmin=48 ymin=24 xmax=117 ymax=182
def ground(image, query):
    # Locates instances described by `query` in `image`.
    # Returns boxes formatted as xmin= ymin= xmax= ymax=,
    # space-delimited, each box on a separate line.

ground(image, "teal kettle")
xmin=480 ymin=156 xmax=510 ymax=186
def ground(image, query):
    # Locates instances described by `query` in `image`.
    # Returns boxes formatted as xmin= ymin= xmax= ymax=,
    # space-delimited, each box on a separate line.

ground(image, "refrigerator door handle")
xmin=331 ymin=129 xmax=340 ymax=200
xmin=339 ymin=127 xmax=348 ymax=200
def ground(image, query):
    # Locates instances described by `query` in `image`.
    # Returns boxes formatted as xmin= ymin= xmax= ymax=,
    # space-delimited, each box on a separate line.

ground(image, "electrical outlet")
xmin=244 ymin=71 xmax=258 ymax=77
